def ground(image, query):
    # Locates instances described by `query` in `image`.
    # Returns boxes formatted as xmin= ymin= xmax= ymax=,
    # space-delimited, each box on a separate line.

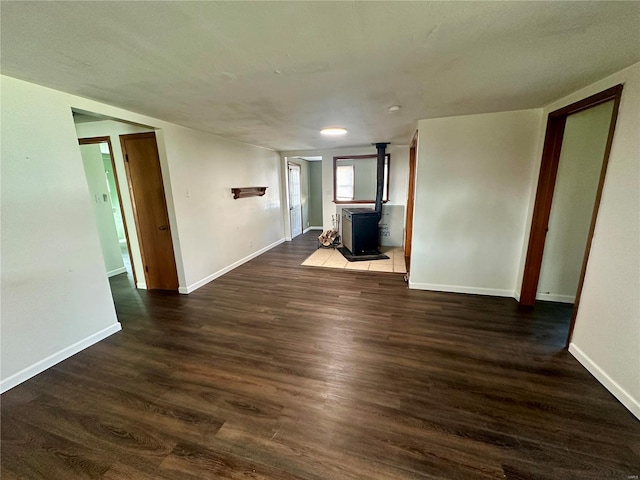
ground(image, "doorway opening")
xmin=519 ymin=85 xmax=623 ymax=347
xmin=73 ymin=110 xmax=179 ymax=292
xmin=288 ymin=162 xmax=303 ymax=239
xmin=283 ymin=156 xmax=323 ymax=240
xmin=78 ymin=137 xmax=136 ymax=283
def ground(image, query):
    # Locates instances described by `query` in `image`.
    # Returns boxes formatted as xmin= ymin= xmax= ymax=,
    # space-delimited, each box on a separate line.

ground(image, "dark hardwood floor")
xmin=2 ymin=232 xmax=639 ymax=479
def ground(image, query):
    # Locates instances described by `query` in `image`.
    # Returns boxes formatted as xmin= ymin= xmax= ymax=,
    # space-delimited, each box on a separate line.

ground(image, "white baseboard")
xmin=107 ymin=266 xmax=127 ymax=278
xmin=285 ymin=236 xmax=293 ymax=242
xmin=136 ymin=282 xmax=147 ymax=289
xmin=536 ymin=293 xmax=575 ymax=303
xmin=408 ymin=281 xmax=514 ymax=298
xmin=513 ymin=290 xmax=521 ymax=302
xmin=179 ymin=238 xmax=286 ymax=294
xmin=303 ymin=226 xmax=323 ymax=234
xmin=569 ymin=343 xmax=640 ymax=420
xmin=0 ymin=323 xmax=122 ymax=393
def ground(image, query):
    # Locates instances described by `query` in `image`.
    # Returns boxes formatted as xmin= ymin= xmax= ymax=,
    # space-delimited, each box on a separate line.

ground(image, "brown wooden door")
xmin=120 ymin=132 xmax=179 ymax=291
xmin=404 ymin=131 xmax=418 ymax=272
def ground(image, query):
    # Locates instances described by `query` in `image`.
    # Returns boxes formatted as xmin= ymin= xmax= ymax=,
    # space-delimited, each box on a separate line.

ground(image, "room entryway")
xmin=74 ymin=111 xmax=180 ymax=292
xmin=288 ymin=162 xmax=303 ymax=238
xmin=78 ymin=137 xmax=136 ymax=281
xmin=519 ymin=85 xmax=623 ymax=347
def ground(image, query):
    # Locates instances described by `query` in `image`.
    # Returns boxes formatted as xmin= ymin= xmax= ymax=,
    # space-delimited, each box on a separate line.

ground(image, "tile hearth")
xmin=301 ymin=245 xmax=407 ymax=274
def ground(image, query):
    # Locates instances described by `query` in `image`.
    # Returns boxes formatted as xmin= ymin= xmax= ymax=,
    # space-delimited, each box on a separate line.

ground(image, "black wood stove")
xmin=341 ymin=142 xmax=389 ymax=256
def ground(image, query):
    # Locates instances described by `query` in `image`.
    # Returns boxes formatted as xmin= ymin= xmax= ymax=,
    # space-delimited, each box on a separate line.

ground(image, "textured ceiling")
xmin=2 ymin=1 xmax=639 ymax=151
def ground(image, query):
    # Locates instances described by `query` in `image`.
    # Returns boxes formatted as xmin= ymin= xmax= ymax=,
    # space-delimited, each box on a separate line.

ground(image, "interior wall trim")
xmin=303 ymin=226 xmax=323 ymax=234
xmin=178 ymin=238 xmax=286 ymax=294
xmin=0 ymin=323 xmax=122 ymax=393
xmin=569 ymin=343 xmax=640 ymax=420
xmin=408 ymin=282 xmax=514 ymax=298
xmin=107 ymin=267 xmax=128 ymax=278
xmin=535 ymin=293 xmax=575 ymax=304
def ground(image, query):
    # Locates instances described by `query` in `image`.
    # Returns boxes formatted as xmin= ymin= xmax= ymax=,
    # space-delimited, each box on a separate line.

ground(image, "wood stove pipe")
xmin=373 ymin=142 xmax=389 ymax=220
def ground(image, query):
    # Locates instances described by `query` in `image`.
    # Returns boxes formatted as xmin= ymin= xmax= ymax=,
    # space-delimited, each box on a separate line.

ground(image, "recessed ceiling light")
xmin=388 ymin=105 xmax=401 ymax=112
xmin=320 ymin=127 xmax=347 ymax=136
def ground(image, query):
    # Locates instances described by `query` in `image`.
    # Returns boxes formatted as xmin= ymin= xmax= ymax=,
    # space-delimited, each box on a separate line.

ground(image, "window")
xmin=335 ymin=165 xmax=355 ymax=201
xmin=333 ymin=154 xmax=390 ymax=204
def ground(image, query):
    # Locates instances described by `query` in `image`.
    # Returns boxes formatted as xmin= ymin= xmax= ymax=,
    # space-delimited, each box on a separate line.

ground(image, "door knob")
xmin=159 ymin=225 xmax=168 ymax=231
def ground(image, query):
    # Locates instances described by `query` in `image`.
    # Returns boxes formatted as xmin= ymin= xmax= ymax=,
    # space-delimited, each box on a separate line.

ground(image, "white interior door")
xmin=288 ymin=163 xmax=303 ymax=238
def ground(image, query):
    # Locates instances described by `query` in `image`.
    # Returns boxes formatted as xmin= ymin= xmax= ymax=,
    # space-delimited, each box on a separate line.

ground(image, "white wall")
xmin=161 ymin=125 xmax=283 ymax=292
xmin=537 ymin=101 xmax=615 ymax=303
xmin=533 ymin=63 xmax=639 ymax=420
xmin=281 ymin=145 xmax=410 ymax=231
xmin=410 ymin=109 xmax=543 ymax=296
xmin=75 ymin=114 xmax=284 ymax=296
xmin=1 ymin=74 xmax=285 ymax=390
xmin=79 ymin=143 xmax=126 ymax=276
xmin=308 ymin=161 xmax=323 ymax=227
xmin=1 ymin=76 xmax=122 ymax=391
xmin=75 ymin=120 xmax=156 ymax=288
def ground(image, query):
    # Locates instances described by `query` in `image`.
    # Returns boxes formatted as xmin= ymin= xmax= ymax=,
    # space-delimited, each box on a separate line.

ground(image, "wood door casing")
xmin=404 ymin=131 xmax=418 ymax=272
xmin=120 ymin=132 xmax=179 ymax=291
xmin=518 ymin=84 xmax=623 ymax=347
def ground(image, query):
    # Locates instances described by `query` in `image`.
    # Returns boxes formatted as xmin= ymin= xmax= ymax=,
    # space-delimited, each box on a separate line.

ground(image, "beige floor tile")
xmin=345 ymin=261 xmax=371 ymax=270
xmin=323 ymin=253 xmax=348 ymax=267
xmin=302 ymin=255 xmax=327 ymax=266
xmin=371 ymin=259 xmax=393 ymax=267
xmin=302 ymin=247 xmax=404 ymax=274
xmin=370 ymin=263 xmax=394 ymax=272
xmin=324 ymin=260 xmax=348 ymax=269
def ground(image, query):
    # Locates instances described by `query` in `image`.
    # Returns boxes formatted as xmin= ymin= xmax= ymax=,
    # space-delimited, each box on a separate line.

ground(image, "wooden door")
xmin=288 ymin=163 xmax=303 ymax=238
xmin=404 ymin=131 xmax=418 ymax=272
xmin=120 ymin=132 xmax=179 ymax=291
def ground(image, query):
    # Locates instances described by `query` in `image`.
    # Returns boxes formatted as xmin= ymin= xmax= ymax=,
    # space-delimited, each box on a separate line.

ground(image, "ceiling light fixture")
xmin=388 ymin=105 xmax=401 ymax=112
xmin=320 ymin=127 xmax=347 ymax=136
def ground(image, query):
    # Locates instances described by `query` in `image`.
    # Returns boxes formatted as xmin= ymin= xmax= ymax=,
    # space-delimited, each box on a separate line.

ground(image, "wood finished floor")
xmin=2 ymin=232 xmax=639 ymax=479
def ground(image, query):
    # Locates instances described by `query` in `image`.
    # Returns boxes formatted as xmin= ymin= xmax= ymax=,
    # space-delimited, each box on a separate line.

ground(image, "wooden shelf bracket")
xmin=231 ymin=186 xmax=267 ymax=199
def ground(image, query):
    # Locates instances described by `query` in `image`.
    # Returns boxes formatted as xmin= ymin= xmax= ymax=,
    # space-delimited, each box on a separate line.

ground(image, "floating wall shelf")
xmin=231 ymin=186 xmax=267 ymax=199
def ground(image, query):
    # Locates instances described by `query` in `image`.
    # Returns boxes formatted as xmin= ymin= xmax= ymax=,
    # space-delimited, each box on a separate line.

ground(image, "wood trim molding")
xmin=404 ymin=130 xmax=418 ymax=272
xmin=519 ymin=116 xmax=567 ymax=305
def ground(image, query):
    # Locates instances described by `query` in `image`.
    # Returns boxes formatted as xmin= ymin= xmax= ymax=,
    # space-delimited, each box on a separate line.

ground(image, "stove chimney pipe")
xmin=373 ymin=142 xmax=389 ymax=220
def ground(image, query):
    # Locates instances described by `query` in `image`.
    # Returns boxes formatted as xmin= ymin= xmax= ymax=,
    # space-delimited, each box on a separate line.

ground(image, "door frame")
xmin=519 ymin=84 xmax=623 ymax=347
xmin=404 ymin=130 xmax=418 ymax=273
xmin=119 ymin=132 xmax=179 ymax=290
xmin=287 ymin=161 xmax=304 ymax=238
xmin=78 ymin=136 xmax=138 ymax=285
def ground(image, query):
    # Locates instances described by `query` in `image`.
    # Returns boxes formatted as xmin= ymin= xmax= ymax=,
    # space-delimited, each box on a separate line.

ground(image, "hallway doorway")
xmin=78 ymin=137 xmax=136 ymax=282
